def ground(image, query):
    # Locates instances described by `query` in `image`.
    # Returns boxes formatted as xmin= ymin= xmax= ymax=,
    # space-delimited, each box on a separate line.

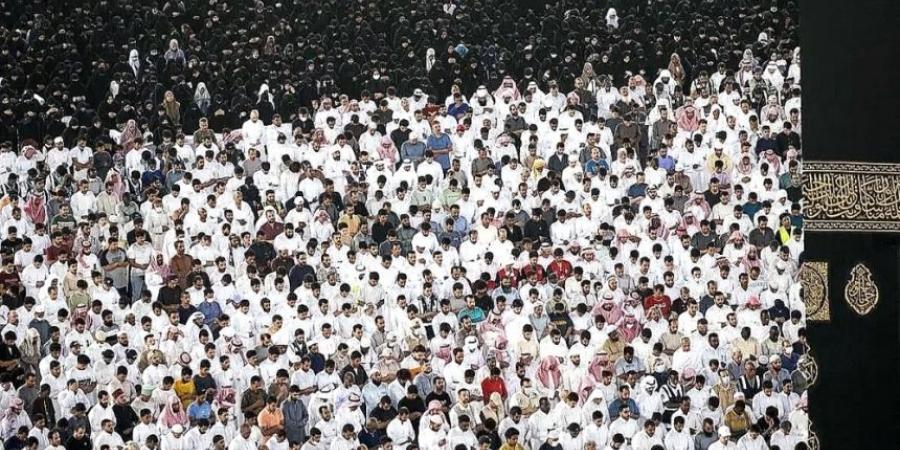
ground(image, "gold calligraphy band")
xmin=803 ymin=160 xmax=900 ymax=232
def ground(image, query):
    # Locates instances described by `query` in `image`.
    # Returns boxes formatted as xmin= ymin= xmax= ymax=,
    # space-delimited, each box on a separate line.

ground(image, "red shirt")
xmin=496 ymin=267 xmax=521 ymax=286
xmin=258 ymin=222 xmax=285 ymax=241
xmin=643 ymin=294 xmax=672 ymax=318
xmin=547 ymin=259 xmax=573 ymax=280
xmin=0 ymin=270 xmax=20 ymax=290
xmin=481 ymin=376 xmax=508 ymax=400
xmin=521 ymin=264 xmax=546 ymax=283
xmin=44 ymin=243 xmax=69 ymax=264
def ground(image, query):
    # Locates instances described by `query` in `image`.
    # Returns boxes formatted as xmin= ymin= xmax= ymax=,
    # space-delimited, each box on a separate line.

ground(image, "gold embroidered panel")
xmin=844 ymin=263 xmax=880 ymax=316
xmin=799 ymin=261 xmax=830 ymax=321
xmin=803 ymin=160 xmax=900 ymax=232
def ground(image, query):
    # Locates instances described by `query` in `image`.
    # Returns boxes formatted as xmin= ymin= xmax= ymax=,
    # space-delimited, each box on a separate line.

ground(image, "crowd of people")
xmin=0 ymin=0 xmax=810 ymax=450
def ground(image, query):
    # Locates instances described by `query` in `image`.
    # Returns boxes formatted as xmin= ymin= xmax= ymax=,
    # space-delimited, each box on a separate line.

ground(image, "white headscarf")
xmin=788 ymin=47 xmax=802 ymax=84
xmin=194 ymin=82 xmax=211 ymax=111
xmin=606 ymin=8 xmax=619 ymax=29
xmin=257 ymin=83 xmax=274 ymax=107
xmin=129 ymin=49 xmax=140 ymax=75
xmin=653 ymin=69 xmax=677 ymax=97
xmin=493 ymin=76 xmax=521 ymax=102
xmin=426 ymin=48 xmax=436 ymax=73
xmin=762 ymin=62 xmax=784 ymax=87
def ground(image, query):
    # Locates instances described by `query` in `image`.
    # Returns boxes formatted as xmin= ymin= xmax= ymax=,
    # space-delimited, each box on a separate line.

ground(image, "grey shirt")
xmin=100 ymin=247 xmax=129 ymax=288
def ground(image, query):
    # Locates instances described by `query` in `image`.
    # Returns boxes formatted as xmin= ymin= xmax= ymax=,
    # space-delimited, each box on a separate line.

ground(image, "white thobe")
xmin=386 ymin=418 xmax=416 ymax=450
xmin=93 ymin=431 xmax=125 ymax=450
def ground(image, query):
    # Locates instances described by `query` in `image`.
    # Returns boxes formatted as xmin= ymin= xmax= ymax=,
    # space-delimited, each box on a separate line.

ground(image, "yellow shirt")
xmin=733 ymin=338 xmax=760 ymax=359
xmin=724 ymin=409 xmax=752 ymax=435
xmin=173 ymin=379 xmax=196 ymax=408
xmin=777 ymin=226 xmax=792 ymax=244
xmin=602 ymin=339 xmax=627 ymax=363
xmin=338 ymin=214 xmax=361 ymax=236
xmin=713 ymin=384 xmax=737 ymax=411
xmin=706 ymin=153 xmax=734 ymax=173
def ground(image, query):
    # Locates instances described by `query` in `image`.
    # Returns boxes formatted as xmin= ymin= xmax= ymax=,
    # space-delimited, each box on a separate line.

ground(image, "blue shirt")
xmin=310 ymin=352 xmax=326 ymax=373
xmin=627 ymin=183 xmax=648 ymax=198
xmin=438 ymin=230 xmax=463 ymax=249
xmin=584 ymin=158 xmax=610 ymax=175
xmin=188 ymin=401 xmax=212 ymax=421
xmin=743 ymin=201 xmax=762 ymax=218
xmin=426 ymin=133 xmax=453 ymax=170
xmin=401 ymin=141 xmax=426 ymax=162
xmin=608 ymin=398 xmax=640 ymax=418
xmin=452 ymin=216 xmax=469 ymax=235
xmin=448 ymin=102 xmax=470 ymax=119
xmin=458 ymin=306 xmax=486 ymax=323
xmin=359 ymin=429 xmax=383 ymax=449
xmin=756 ymin=137 xmax=778 ymax=154
xmin=141 ymin=169 xmax=164 ymax=187
xmin=198 ymin=300 xmax=222 ymax=326
xmin=658 ymin=155 xmax=676 ymax=171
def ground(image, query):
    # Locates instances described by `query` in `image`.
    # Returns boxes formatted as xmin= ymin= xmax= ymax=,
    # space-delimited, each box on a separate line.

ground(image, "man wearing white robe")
xmin=630 ymin=420 xmax=664 ymax=450
xmin=418 ymin=415 xmax=450 ymax=450
xmin=663 ymin=416 xmax=694 ymax=450
xmin=93 ymin=419 xmax=125 ymax=450
xmin=329 ymin=424 xmax=360 ymax=450
xmin=447 ymin=415 xmax=479 ymax=449
xmin=386 ymin=409 xmax=417 ymax=450
xmin=183 ymin=420 xmax=215 ymax=450
xmin=241 ymin=110 xmax=266 ymax=152
xmin=228 ymin=424 xmax=258 ymax=450
xmin=527 ymin=398 xmax=557 ymax=450
xmin=708 ymin=426 xmax=737 ymax=449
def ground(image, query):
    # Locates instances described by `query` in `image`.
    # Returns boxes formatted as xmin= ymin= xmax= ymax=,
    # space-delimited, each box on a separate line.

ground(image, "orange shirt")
xmin=258 ymin=407 xmax=284 ymax=440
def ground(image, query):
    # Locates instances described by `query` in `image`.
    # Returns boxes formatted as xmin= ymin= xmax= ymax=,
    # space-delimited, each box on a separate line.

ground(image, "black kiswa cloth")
xmin=802 ymin=0 xmax=900 ymax=447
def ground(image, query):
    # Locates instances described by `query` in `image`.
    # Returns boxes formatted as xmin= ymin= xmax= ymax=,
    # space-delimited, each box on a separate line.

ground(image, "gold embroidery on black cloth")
xmin=799 ymin=261 xmax=830 ymax=321
xmin=803 ymin=160 xmax=900 ymax=232
xmin=808 ymin=428 xmax=821 ymax=450
xmin=844 ymin=263 xmax=879 ymax=315
xmin=798 ymin=341 xmax=819 ymax=448
xmin=798 ymin=353 xmax=819 ymax=388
